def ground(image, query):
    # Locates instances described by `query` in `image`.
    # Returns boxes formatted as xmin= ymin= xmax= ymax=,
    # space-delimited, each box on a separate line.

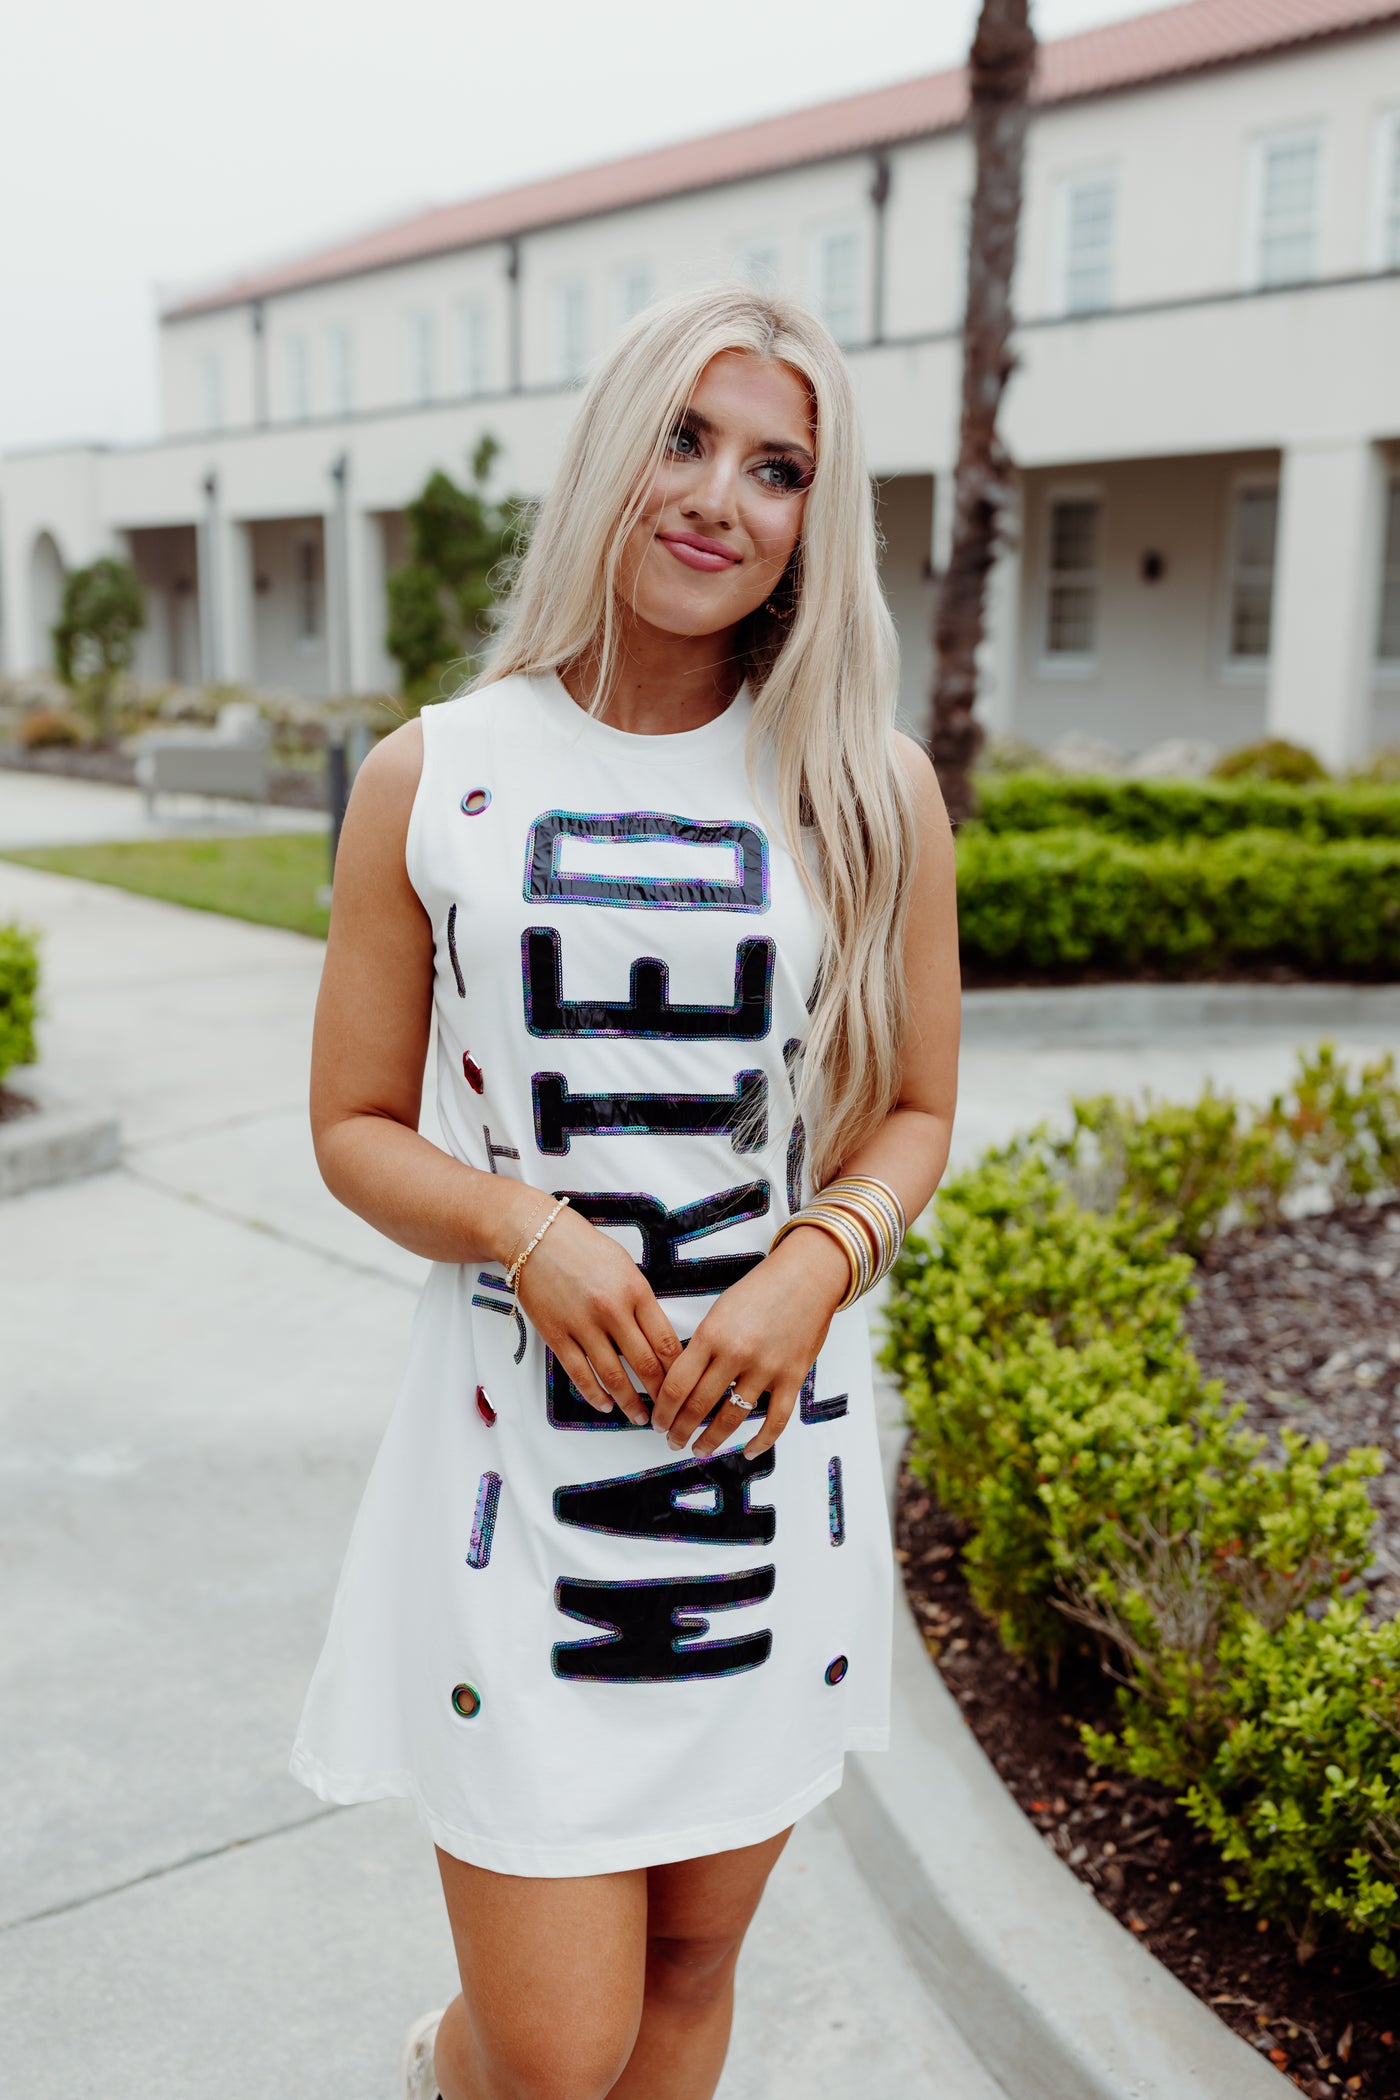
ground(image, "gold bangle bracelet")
xmin=770 ymin=1207 xmax=868 ymax=1309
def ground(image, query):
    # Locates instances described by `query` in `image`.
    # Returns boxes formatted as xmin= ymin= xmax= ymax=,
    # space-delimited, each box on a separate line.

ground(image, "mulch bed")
xmin=0 ymin=744 xmax=325 ymax=809
xmin=896 ymin=1198 xmax=1400 ymax=2100
xmin=0 ymin=1085 xmax=38 ymax=1124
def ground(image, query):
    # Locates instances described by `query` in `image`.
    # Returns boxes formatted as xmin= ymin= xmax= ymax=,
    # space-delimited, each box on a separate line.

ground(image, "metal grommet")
xmin=451 ymin=1682 xmax=482 ymax=1718
xmin=824 ymin=1655 xmax=849 ymax=1687
xmin=460 ymin=787 xmax=491 ymax=816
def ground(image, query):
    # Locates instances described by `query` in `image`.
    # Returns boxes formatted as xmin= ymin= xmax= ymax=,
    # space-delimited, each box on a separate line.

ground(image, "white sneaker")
xmin=399 ymin=2007 xmax=445 ymax=2100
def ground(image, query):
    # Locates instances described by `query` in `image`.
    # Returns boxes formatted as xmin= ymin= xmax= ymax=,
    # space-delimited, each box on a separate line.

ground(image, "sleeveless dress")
xmin=289 ymin=669 xmax=892 ymax=1876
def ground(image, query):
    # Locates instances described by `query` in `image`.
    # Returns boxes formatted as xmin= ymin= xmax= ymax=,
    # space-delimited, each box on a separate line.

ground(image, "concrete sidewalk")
xmin=0 ymin=859 xmax=991 ymax=2100
xmin=0 ymin=762 xmax=327 ymax=848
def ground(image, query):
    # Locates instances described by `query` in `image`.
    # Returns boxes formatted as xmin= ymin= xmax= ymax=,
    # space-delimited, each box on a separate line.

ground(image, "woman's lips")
xmin=659 ymin=533 xmax=740 ymax=573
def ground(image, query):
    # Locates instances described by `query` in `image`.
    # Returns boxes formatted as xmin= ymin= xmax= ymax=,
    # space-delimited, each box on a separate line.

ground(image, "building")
xmin=2 ymin=0 xmax=1399 ymax=765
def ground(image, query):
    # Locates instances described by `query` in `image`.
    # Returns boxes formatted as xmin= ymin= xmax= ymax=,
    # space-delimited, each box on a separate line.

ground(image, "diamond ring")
xmin=724 ymin=1383 xmax=756 ymax=1412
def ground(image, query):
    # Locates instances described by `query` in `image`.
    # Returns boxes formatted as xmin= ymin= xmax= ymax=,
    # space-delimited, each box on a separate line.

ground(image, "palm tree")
xmin=928 ymin=0 xmax=1037 ymax=824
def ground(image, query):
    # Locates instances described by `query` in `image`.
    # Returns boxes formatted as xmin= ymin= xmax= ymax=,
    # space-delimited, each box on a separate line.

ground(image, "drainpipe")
xmin=505 ymin=237 xmax=522 ymax=392
xmin=200 ymin=469 xmax=221 ymax=683
xmin=329 ymin=451 xmax=352 ymax=698
xmin=251 ymin=300 xmax=268 ymax=428
xmin=869 ymin=152 xmax=891 ymax=348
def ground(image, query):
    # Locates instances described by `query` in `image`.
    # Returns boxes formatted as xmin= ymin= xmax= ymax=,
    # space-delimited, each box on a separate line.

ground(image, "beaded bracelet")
xmin=505 ymin=1195 xmax=570 ymax=1294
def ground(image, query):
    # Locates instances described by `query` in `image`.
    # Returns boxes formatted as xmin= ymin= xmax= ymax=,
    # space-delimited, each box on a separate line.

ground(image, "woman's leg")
xmin=607 ymin=1826 xmax=793 ymax=2100
xmin=432 ymin=1847 xmax=649 ymax=2100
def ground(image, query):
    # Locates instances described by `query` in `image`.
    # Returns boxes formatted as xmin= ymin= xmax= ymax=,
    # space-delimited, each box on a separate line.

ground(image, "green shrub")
xmin=974 ymin=772 xmax=1400 ymax=843
xmin=956 ymin=827 xmax=1400 ymax=977
xmin=882 ymin=1046 xmax=1400 ymax=1972
xmin=1351 ymin=746 xmax=1400 ymax=786
xmin=0 ymin=923 xmax=40 ymax=1084
xmin=1212 ymin=736 xmax=1329 ymax=784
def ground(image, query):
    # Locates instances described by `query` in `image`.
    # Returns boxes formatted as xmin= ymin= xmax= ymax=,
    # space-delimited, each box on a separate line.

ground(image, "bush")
xmin=51 ymin=557 xmax=145 ymax=743
xmin=0 ymin=923 xmax=40 ymax=1084
xmin=882 ymin=1046 xmax=1400 ymax=1973
xmin=1351 ymin=746 xmax=1400 ymax=786
xmin=1212 ymin=737 xmax=1329 ymax=785
xmin=18 ymin=706 xmax=85 ymax=750
xmin=974 ymin=773 xmax=1400 ymax=843
xmin=956 ymin=827 xmax=1400 ymax=977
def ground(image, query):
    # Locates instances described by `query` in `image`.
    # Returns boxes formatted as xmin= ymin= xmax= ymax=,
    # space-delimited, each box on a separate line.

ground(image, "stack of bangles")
xmin=768 ymin=1174 xmax=907 ymax=1309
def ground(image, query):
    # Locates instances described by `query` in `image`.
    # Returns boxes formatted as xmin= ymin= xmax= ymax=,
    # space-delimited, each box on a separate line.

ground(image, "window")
xmin=326 ymin=325 xmax=353 ymax=416
xmin=812 ymin=229 xmax=863 ymax=345
xmin=614 ymin=263 xmax=653 ymax=326
xmin=297 ymin=536 xmax=322 ymax=644
xmin=1043 ymin=495 xmax=1101 ymax=661
xmin=1378 ymin=476 xmax=1400 ymax=663
xmin=1058 ymin=172 xmax=1117 ymax=315
xmin=951 ymin=195 xmax=972 ymax=326
xmin=285 ymin=334 xmax=309 ymax=421
xmin=1376 ymin=113 xmax=1400 ymax=270
xmin=1254 ymin=131 xmax=1322 ymax=287
xmin=733 ymin=239 xmax=779 ymax=291
xmin=407 ymin=311 xmax=436 ymax=404
xmin=458 ymin=298 xmax=488 ymax=396
xmin=200 ymin=351 xmax=224 ymax=432
xmin=553 ymin=279 xmax=589 ymax=382
xmin=1226 ymin=482 xmax=1279 ymax=661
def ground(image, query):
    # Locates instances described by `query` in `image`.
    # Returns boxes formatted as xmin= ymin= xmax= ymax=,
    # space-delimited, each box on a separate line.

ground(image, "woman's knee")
xmin=473 ymin=2025 xmax=635 ymax=2100
xmin=644 ymin=1930 xmax=744 ymax=2012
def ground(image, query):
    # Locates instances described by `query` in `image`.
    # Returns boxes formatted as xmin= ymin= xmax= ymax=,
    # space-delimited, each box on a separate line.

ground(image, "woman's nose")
xmin=681 ymin=450 xmax=739 ymax=527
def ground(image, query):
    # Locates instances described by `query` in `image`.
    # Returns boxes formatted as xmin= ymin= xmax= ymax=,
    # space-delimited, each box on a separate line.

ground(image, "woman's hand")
xmin=514 ymin=1202 xmax=683 ymax=1427
xmin=648 ymin=1226 xmax=851 ymax=1460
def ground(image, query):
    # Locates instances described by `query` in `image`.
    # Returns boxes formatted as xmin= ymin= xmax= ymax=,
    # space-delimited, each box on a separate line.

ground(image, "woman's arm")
xmin=652 ymin=735 xmax=960 ymax=1457
xmin=309 ymin=721 xmax=682 ymax=1421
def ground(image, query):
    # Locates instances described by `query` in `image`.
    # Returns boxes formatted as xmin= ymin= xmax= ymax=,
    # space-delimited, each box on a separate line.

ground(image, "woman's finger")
xmin=664 ymin=1358 xmax=754 ymax=1452
xmin=651 ymin=1335 xmax=711 ymax=1438
xmin=631 ymin=1292 xmax=684 ymax=1396
xmin=691 ymin=1380 xmax=770 ymax=1460
xmin=551 ymin=1338 xmax=617 ymax=1418
xmin=582 ymin=1329 xmax=651 ymax=1427
xmin=737 ymin=1379 xmax=800 ymax=1460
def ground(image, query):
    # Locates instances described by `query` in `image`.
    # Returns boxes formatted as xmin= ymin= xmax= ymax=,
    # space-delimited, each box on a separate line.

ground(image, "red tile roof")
xmin=167 ymin=0 xmax=1400 ymax=320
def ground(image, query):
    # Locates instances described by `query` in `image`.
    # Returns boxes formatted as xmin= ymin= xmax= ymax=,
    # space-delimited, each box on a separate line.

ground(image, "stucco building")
xmin=2 ymin=0 xmax=1398 ymax=764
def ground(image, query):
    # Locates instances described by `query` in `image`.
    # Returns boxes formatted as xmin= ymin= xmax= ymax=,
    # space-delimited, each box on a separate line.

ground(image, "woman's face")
xmin=617 ymin=349 xmax=815 ymax=638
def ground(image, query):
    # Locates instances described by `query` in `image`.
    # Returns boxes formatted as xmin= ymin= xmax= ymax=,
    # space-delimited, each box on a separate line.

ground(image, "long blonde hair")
xmin=478 ymin=283 xmax=916 ymax=1185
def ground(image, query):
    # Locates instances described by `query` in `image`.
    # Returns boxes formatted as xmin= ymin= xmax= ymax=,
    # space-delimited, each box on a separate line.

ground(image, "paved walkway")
xmin=0 ymin=762 xmax=327 ymax=848
xmin=3 ymin=788 xmax=1397 ymax=2100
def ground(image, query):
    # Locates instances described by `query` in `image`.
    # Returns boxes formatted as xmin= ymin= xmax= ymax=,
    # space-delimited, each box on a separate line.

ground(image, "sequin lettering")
xmin=554 ymin=1445 xmax=775 ymax=1544
xmin=559 ymin=1182 xmax=770 ymax=1299
xmin=523 ymin=928 xmax=774 ymax=1041
xmin=525 ymin=812 xmax=769 ymax=913
xmin=532 ymin=1069 xmax=767 ymax=1156
xmin=467 ymin=1471 xmax=502 ymax=1569
xmin=551 ymin=1567 xmax=775 ymax=1682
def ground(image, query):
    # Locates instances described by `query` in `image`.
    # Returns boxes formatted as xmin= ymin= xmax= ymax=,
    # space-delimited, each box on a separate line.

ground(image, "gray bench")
xmin=133 ymin=702 xmax=270 ymax=817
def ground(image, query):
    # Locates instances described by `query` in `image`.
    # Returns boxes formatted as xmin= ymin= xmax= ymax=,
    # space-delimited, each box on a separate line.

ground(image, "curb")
xmin=0 ymin=1082 xmax=121 ymax=1200
xmin=828 ymin=1387 xmax=1290 ymax=2100
xmin=962 ymin=980 xmax=1400 ymax=1043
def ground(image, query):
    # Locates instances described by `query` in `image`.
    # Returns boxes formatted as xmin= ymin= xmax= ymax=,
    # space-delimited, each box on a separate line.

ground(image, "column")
xmin=1267 ymin=438 xmax=1387 ymax=771
xmin=346 ymin=507 xmax=390 ymax=694
xmin=214 ymin=518 xmax=256 ymax=685
xmin=978 ymin=509 xmax=1022 ymax=740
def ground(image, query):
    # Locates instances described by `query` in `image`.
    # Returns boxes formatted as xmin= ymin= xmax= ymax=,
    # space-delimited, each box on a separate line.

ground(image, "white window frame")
xmin=1246 ymin=125 xmax=1325 ymax=290
xmin=552 ymin=278 xmax=589 ymax=383
xmin=1221 ymin=473 xmax=1281 ymax=677
xmin=731 ymin=237 xmax=780 ymax=292
xmin=1377 ymin=471 xmax=1400 ymax=672
xmin=406 ymin=311 xmax=436 ymax=405
xmin=458 ymin=297 xmax=489 ymax=397
xmin=612 ymin=261 xmax=654 ymax=328
xmin=326 ymin=324 xmax=353 ymax=417
xmin=1039 ymin=484 xmax=1104 ymax=676
xmin=1369 ymin=109 xmax=1400 ymax=272
xmin=809 ymin=222 xmax=865 ymax=346
xmin=284 ymin=334 xmax=309 ymax=422
xmin=1052 ymin=167 xmax=1118 ymax=317
xmin=199 ymin=351 xmax=224 ymax=433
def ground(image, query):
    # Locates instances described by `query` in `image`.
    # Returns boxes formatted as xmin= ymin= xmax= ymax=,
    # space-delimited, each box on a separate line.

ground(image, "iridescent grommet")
xmin=460 ymin=787 xmax=491 ymax=816
xmin=824 ymin=1655 xmax=849 ymax=1687
xmin=451 ymin=1682 xmax=482 ymax=1718
xmin=463 ymin=1051 xmax=485 ymax=1094
xmin=475 ymin=1384 xmax=497 ymax=1427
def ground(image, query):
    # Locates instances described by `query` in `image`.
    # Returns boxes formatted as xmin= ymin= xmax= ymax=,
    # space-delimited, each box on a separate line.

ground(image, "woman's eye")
xmin=667 ymin=424 xmax=701 ymax=458
xmin=755 ymin=457 xmax=807 ymax=493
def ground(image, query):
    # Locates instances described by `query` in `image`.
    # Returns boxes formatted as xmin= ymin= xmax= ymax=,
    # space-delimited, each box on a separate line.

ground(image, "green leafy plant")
xmin=1211 ymin=737 xmax=1329 ymax=785
xmin=974 ymin=773 xmax=1400 ymax=844
xmin=384 ymin=436 xmax=528 ymax=712
xmin=955 ymin=827 xmax=1400 ymax=977
xmin=51 ymin=557 xmax=145 ymax=744
xmin=882 ymin=1046 xmax=1400 ymax=1973
xmin=0 ymin=923 xmax=40 ymax=1085
xmin=1350 ymin=746 xmax=1400 ymax=786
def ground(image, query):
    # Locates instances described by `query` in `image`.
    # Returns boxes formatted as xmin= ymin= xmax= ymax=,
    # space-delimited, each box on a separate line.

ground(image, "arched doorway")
xmin=29 ymin=531 xmax=65 ymax=674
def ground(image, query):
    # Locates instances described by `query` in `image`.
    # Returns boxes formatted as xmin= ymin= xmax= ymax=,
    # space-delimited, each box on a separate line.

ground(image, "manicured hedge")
xmin=975 ymin=772 xmax=1400 ymax=844
xmin=0 ymin=922 xmax=39 ymax=1086
xmin=882 ymin=1049 xmax=1400 ymax=1974
xmin=956 ymin=827 xmax=1400 ymax=977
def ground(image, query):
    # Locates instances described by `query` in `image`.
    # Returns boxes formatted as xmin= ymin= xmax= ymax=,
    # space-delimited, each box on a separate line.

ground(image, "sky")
xmin=0 ymin=0 xmax=1164 ymax=455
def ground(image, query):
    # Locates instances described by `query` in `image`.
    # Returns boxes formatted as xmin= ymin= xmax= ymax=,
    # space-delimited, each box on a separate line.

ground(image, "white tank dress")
xmin=289 ymin=668 xmax=892 ymax=1876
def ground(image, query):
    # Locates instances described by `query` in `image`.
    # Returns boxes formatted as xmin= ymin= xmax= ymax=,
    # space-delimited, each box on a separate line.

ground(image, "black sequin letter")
xmin=554 ymin=1445 xmax=775 ymax=1543
xmin=562 ymin=1181 xmax=770 ymax=1299
xmin=523 ymin=928 xmax=774 ymax=1041
xmin=525 ymin=812 xmax=769 ymax=913
xmin=533 ymin=1070 xmax=766 ymax=1156
xmin=552 ymin=1567 xmax=775 ymax=1683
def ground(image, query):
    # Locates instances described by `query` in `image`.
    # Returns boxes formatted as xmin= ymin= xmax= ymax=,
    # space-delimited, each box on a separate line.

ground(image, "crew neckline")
xmin=527 ymin=667 xmax=752 ymax=759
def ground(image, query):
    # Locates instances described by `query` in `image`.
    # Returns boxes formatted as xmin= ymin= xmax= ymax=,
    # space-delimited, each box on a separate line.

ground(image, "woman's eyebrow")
xmin=682 ymin=406 xmax=814 ymax=465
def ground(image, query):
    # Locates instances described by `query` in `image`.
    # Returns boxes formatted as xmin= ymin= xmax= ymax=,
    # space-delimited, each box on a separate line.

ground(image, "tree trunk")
xmin=928 ymin=0 xmax=1037 ymax=825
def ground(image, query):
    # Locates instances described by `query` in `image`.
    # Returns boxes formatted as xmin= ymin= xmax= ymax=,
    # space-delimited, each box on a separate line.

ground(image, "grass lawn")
xmin=1 ymin=831 xmax=332 ymax=939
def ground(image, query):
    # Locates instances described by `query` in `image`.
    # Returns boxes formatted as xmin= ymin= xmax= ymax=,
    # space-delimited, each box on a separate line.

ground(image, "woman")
xmin=290 ymin=283 xmax=959 ymax=2100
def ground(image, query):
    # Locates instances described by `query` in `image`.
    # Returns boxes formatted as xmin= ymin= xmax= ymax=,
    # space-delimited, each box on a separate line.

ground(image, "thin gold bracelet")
xmin=505 ymin=1195 xmax=570 ymax=1293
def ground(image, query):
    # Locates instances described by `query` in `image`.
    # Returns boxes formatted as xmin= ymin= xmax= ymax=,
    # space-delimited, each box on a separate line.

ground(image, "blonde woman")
xmin=291 ymin=284 xmax=960 ymax=2100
